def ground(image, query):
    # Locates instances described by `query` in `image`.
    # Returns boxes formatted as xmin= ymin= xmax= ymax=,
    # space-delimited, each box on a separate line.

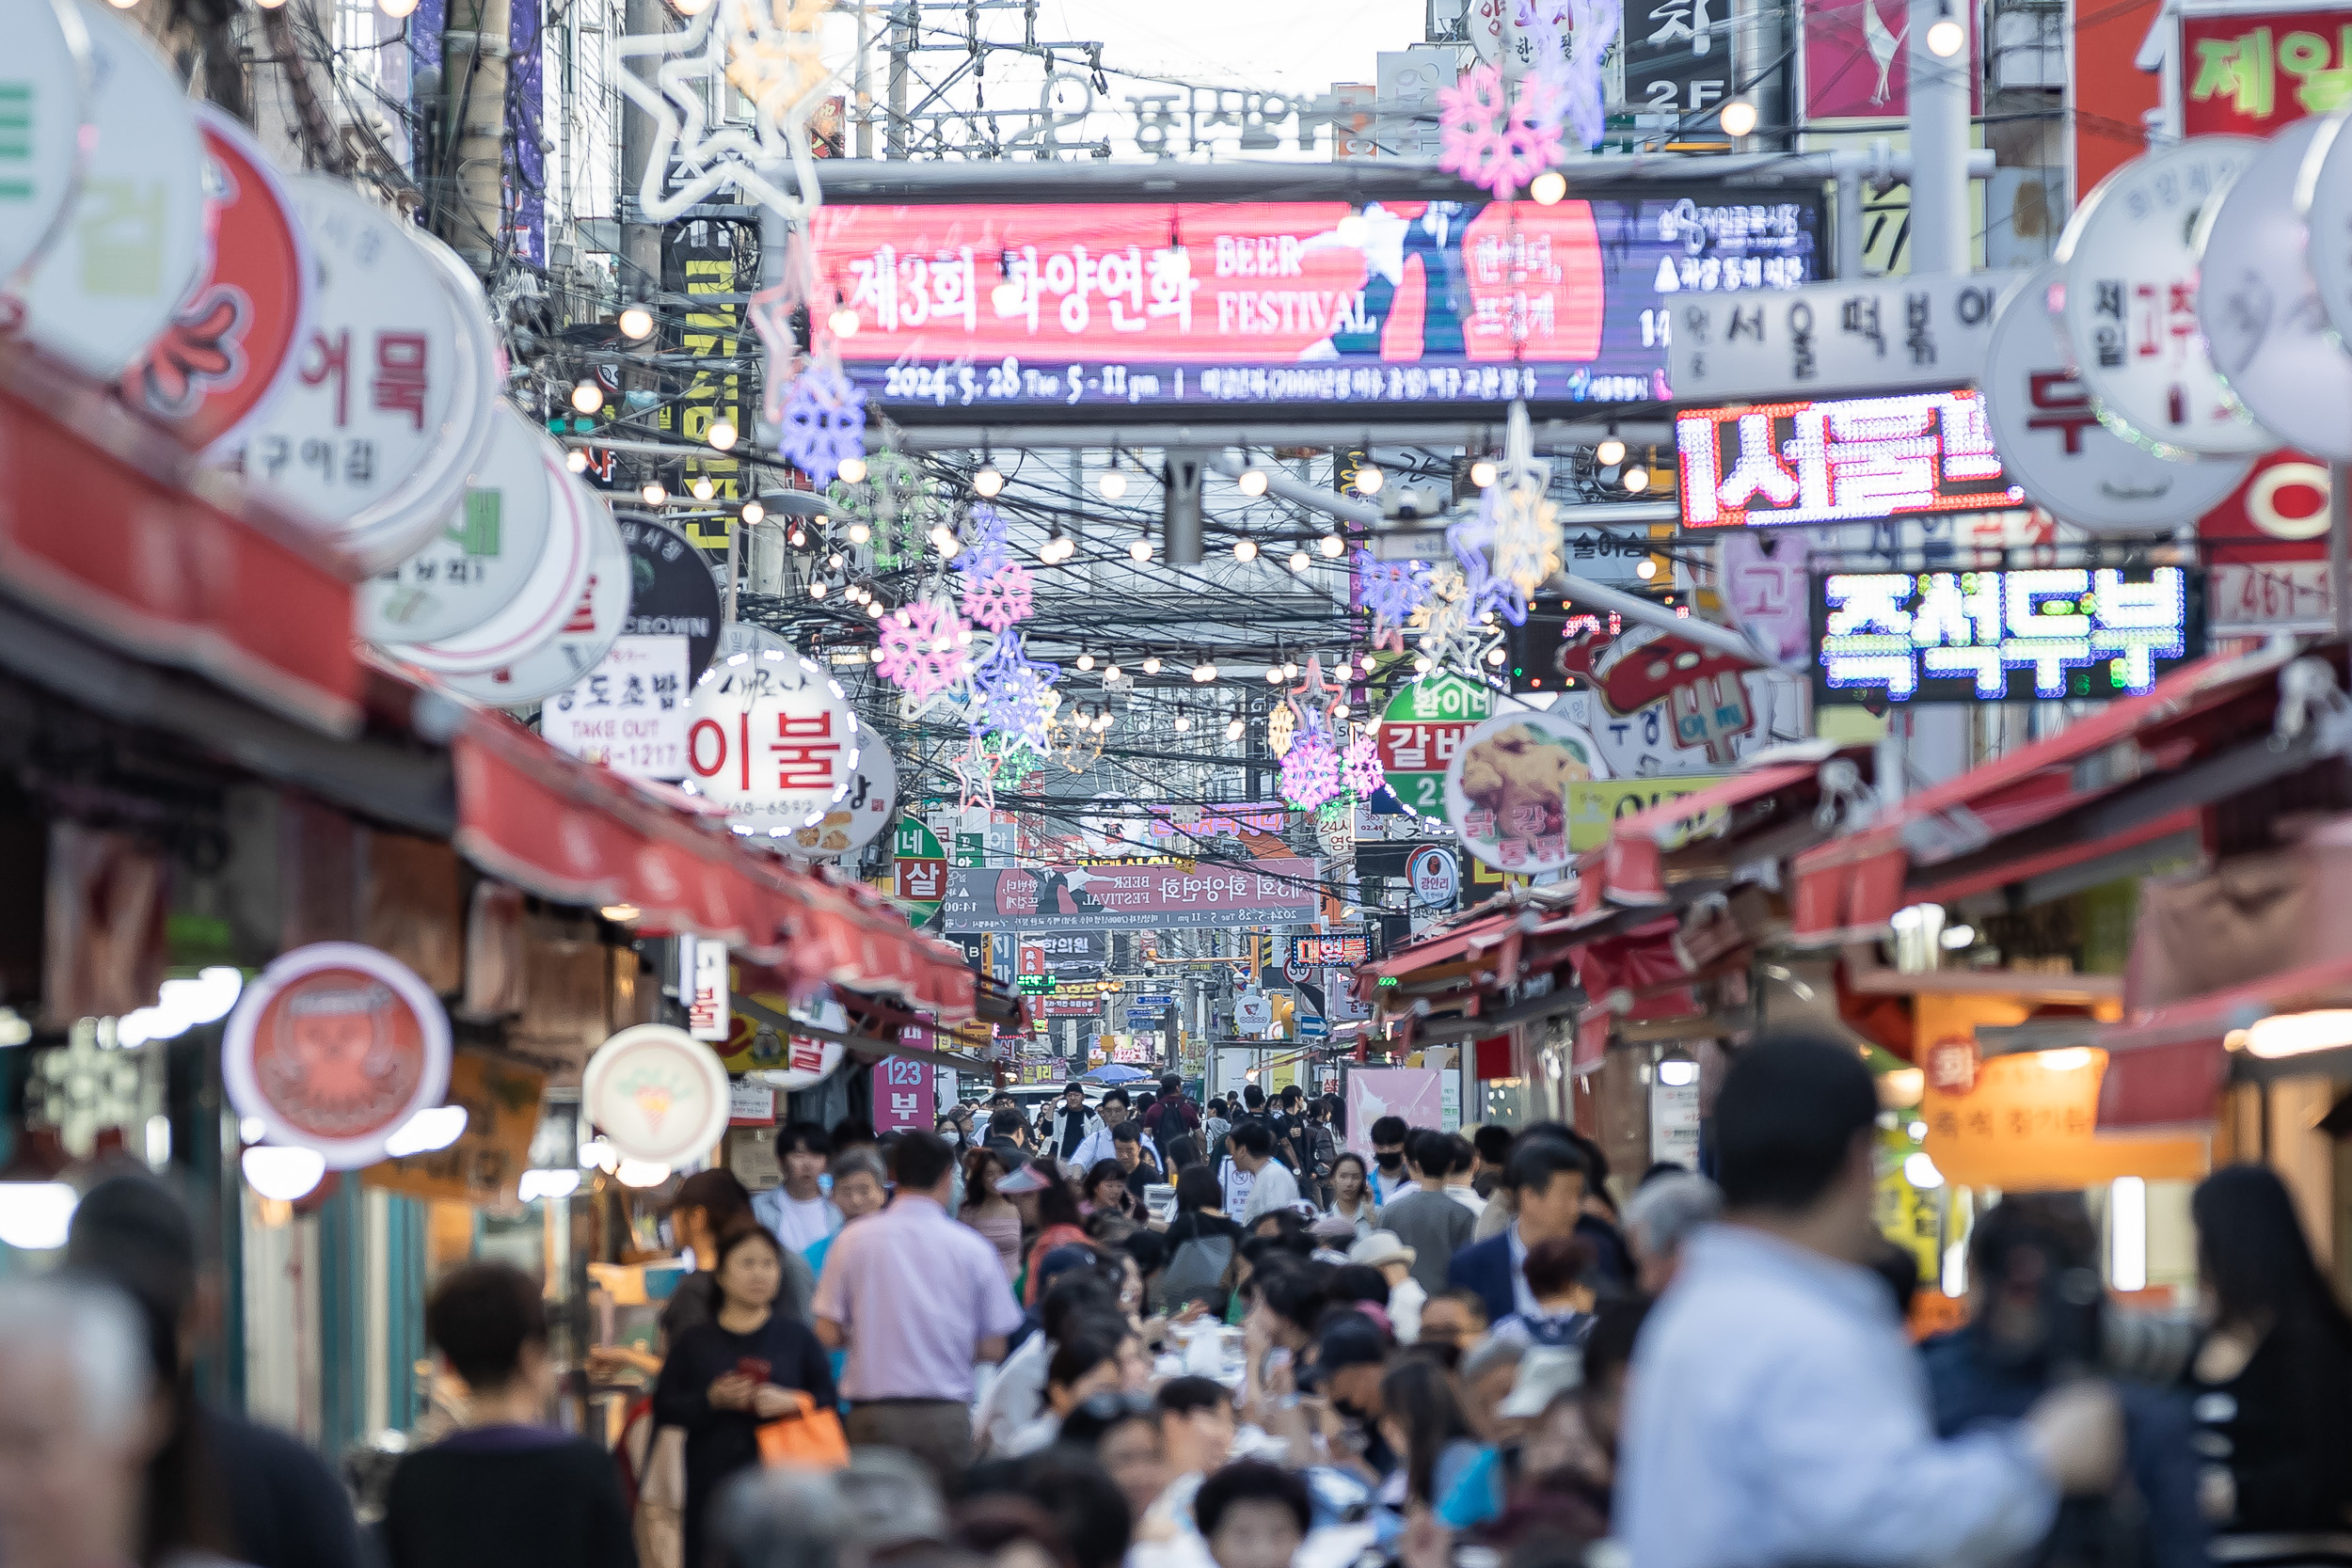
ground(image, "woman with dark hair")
xmin=1082 ymin=1160 xmax=1136 ymax=1220
xmin=2188 ymin=1164 xmax=2352 ymax=1533
xmin=962 ymin=1146 xmax=1025 ymax=1280
xmin=654 ymin=1226 xmax=834 ymax=1568
xmin=1164 ymin=1133 xmax=1204 ymax=1174
xmin=1004 ymin=1317 xmax=1140 ymax=1456
xmin=1008 ymin=1167 xmax=1093 ymax=1306
xmin=1325 ymin=1152 xmax=1378 ymax=1242
xmin=1160 ymin=1167 xmax=1246 ymax=1315
xmin=1379 ymin=1355 xmax=1484 ymax=1512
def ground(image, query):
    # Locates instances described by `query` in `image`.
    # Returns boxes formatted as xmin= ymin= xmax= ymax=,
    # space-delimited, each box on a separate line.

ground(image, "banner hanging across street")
xmin=943 ymin=860 xmax=1321 ymax=933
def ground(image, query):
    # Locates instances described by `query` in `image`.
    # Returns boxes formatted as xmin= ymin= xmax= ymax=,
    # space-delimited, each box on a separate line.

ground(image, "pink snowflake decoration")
xmin=1438 ymin=64 xmax=1566 ymax=199
xmin=875 ymin=599 xmax=971 ymax=705
xmin=1343 ymin=731 xmax=1385 ymax=799
xmin=1280 ymin=729 xmax=1343 ymax=810
xmin=961 ymin=562 xmax=1036 ymax=631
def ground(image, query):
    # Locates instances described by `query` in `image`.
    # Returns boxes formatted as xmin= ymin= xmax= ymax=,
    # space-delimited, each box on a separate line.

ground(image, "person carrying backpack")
xmin=1140 ymin=1073 xmax=1200 ymax=1168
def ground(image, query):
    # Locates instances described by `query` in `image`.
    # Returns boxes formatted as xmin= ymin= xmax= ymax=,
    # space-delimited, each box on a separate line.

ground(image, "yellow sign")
xmin=1916 ymin=996 xmax=2204 ymax=1189
xmin=1875 ymin=1130 xmax=1942 ymax=1284
xmin=363 ymin=1051 xmax=546 ymax=1207
xmin=1565 ymin=776 xmax=1730 ymax=850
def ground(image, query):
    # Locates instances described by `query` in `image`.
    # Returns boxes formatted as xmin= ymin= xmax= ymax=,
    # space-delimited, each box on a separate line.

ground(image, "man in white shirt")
xmin=1231 ymin=1122 xmax=1299 ymax=1227
xmin=752 ymin=1121 xmax=841 ymax=1253
xmin=1440 ymin=1132 xmax=1487 ymax=1216
xmin=1069 ymin=1087 xmax=1132 ymax=1170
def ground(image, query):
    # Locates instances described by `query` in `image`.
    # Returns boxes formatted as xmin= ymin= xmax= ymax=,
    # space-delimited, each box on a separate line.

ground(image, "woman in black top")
xmin=1158 ymin=1166 xmax=1246 ymax=1313
xmin=653 ymin=1226 xmax=834 ymax=1568
xmin=383 ymin=1262 xmax=635 ymax=1568
xmin=2188 ymin=1164 xmax=2352 ymax=1534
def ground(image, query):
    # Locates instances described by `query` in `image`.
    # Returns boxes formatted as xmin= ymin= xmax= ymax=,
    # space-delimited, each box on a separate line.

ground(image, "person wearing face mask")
xmin=1368 ymin=1117 xmax=1413 ymax=1205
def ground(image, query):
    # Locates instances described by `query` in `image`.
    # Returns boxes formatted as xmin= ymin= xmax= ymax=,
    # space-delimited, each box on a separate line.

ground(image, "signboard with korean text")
xmin=812 ymin=193 xmax=1819 ymax=415
xmin=2181 ymin=9 xmax=2352 ymax=136
xmin=1378 ymin=673 xmax=1496 ymax=822
xmin=1814 ymin=566 xmax=2206 ymax=705
xmin=0 ymin=0 xmax=87 ymax=289
xmin=1667 ymin=273 xmax=2006 ymax=403
xmin=1406 ymin=845 xmax=1461 ymax=908
xmin=874 ymin=1053 xmax=935 ymax=1133
xmin=789 ymin=742 xmax=898 ymax=860
xmin=543 ymin=635 xmax=691 ymax=779
xmin=618 ymin=514 xmax=724 ymax=683
xmin=1019 ymin=932 xmax=1109 ymax=981
xmin=2202 ymin=453 xmax=2333 ymax=633
xmin=681 ymin=645 xmax=863 ymax=837
xmin=1443 ymin=712 xmax=1613 ymax=873
xmin=1677 ymin=389 xmax=2025 ymax=530
xmin=1294 ymin=935 xmax=1372 ymax=966
xmin=943 ymin=861 xmax=1321 ymax=934
xmin=361 ymin=1050 xmax=546 ymax=1207
xmin=1565 ymin=775 xmax=1730 ymax=849
xmin=684 ymin=935 xmax=729 ymax=1042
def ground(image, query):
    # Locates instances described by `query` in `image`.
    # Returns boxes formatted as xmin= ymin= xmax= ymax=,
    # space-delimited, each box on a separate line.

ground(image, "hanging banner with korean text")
xmin=874 ymin=1051 xmax=936 ymax=1133
xmin=811 ymin=193 xmax=1820 ymax=415
xmin=943 ymin=861 xmax=1321 ymax=933
xmin=1677 ymin=389 xmax=2025 ymax=529
xmin=1377 ymin=673 xmax=1496 ymax=823
xmin=1814 ymin=565 xmax=2206 ymax=705
xmin=1666 ymin=273 xmax=2006 ymax=402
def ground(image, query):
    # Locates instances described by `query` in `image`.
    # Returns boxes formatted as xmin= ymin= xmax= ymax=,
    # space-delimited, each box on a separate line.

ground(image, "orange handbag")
xmin=755 ymin=1392 xmax=850 ymax=1470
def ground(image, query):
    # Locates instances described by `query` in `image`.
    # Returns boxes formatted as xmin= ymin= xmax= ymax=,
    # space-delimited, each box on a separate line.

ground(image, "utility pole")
xmin=855 ymin=0 xmax=876 ymax=159
xmin=1905 ymin=0 xmax=1970 ymax=276
xmin=886 ymin=0 xmax=912 ymax=158
xmin=442 ymin=0 xmax=513 ymax=277
xmin=618 ymin=0 xmax=668 ymax=303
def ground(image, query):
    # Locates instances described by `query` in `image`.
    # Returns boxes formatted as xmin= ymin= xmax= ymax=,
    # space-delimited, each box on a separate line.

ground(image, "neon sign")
xmin=1676 ymin=388 xmax=2026 ymax=529
xmin=1812 ymin=566 xmax=2205 ymax=705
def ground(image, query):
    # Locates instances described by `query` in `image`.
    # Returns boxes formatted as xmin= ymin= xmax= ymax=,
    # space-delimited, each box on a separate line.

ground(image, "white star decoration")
xmin=612 ymin=0 xmax=842 ymax=223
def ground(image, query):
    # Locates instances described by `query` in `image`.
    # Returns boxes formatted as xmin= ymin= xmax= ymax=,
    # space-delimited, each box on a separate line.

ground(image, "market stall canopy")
xmin=2091 ymin=953 xmax=2352 ymax=1131
xmin=1788 ymin=646 xmax=2335 ymax=946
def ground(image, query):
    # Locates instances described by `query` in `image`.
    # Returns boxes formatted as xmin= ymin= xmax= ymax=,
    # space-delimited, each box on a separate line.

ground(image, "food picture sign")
xmin=582 ymin=1023 xmax=730 ymax=1167
xmin=1441 ymin=712 xmax=1612 ymax=873
xmin=222 ymin=942 xmax=453 ymax=1170
xmin=789 ymin=739 xmax=897 ymax=859
xmin=682 ymin=646 xmax=864 ymax=837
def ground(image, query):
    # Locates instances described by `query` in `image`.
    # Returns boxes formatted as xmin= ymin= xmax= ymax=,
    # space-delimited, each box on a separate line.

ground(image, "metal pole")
xmin=1836 ymin=165 xmax=1867 ymax=279
xmin=886 ymin=0 xmax=912 ymax=159
xmin=2332 ymin=462 xmax=2350 ymax=638
xmin=619 ymin=0 xmax=666 ymax=298
xmin=1906 ymin=0 xmax=1972 ymax=274
xmin=854 ymin=0 xmax=874 ymax=159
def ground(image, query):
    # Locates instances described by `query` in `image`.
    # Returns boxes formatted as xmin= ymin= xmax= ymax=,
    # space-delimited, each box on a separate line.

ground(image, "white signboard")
xmin=1406 ymin=845 xmax=1460 ymax=909
xmin=684 ymin=647 xmax=863 ymax=836
xmin=1667 ymin=273 xmax=2006 ymax=403
xmin=2058 ymin=135 xmax=2268 ymax=457
xmin=1982 ymin=264 xmax=2254 ymax=531
xmin=364 ymin=406 xmax=568 ymax=646
xmin=787 ymin=742 xmax=898 ymax=859
xmin=1234 ymin=990 xmax=1273 ymax=1036
xmin=436 ymin=483 xmax=630 ymax=706
xmin=2213 ymin=561 xmax=2333 ymax=635
xmin=544 ymin=635 xmax=691 ymax=778
xmin=583 ymin=1023 xmax=729 ymax=1167
xmin=686 ymin=934 xmax=730 ymax=1042
xmin=2296 ymin=113 xmax=2352 ymax=366
xmin=1650 ymin=1076 xmax=1701 ymax=1168
xmin=0 ymin=0 xmax=89 ymax=285
xmin=2196 ymin=119 xmax=2352 ymax=461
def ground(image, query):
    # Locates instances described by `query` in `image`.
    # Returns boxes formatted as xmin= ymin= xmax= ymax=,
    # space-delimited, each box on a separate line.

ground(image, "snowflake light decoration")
xmin=952 ymin=504 xmax=1014 ymax=579
xmin=1280 ymin=723 xmax=1344 ymax=810
xmin=1343 ymin=730 xmax=1385 ymax=798
xmin=1438 ymin=64 xmax=1567 ymax=200
xmin=961 ymin=562 xmax=1036 ymax=631
xmin=830 ymin=451 xmax=940 ymax=571
xmin=874 ymin=598 xmax=972 ymax=705
xmin=973 ymin=633 xmax=1061 ymax=752
xmin=1356 ymin=551 xmax=1430 ymax=652
xmin=1527 ymin=0 xmax=1619 ymax=150
xmin=1268 ymin=704 xmax=1296 ymax=758
xmin=777 ymin=364 xmax=866 ymax=485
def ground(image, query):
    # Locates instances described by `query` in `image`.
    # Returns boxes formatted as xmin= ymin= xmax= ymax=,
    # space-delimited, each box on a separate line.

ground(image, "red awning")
xmin=453 ymin=713 xmax=980 ymax=1022
xmin=0 ymin=351 xmax=365 ymax=736
xmin=1590 ymin=743 xmax=1879 ymax=910
xmin=1355 ymin=906 xmax=1532 ymax=994
xmin=1788 ymin=650 xmax=2291 ymax=943
xmin=2093 ymin=949 xmax=2352 ymax=1130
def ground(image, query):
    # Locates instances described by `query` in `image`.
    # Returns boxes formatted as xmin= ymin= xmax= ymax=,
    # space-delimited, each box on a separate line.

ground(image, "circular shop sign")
xmin=682 ymin=646 xmax=864 ymax=836
xmin=434 ymin=474 xmax=630 ymax=706
xmin=15 ymin=3 xmax=206 ymax=378
xmin=2197 ymin=119 xmax=2352 ymax=462
xmin=2057 ymin=136 xmax=2267 ymax=458
xmin=0 ymin=0 xmax=90 ymax=287
xmin=397 ymin=446 xmax=596 ymax=676
xmin=787 ymin=738 xmax=898 ymax=858
xmin=2298 ymin=109 xmax=2352 ymax=359
xmin=1406 ymin=844 xmax=1461 ymax=907
xmin=749 ymin=992 xmax=850 ymax=1091
xmin=120 ymin=106 xmax=312 ymax=455
xmin=618 ymin=513 xmax=723 ymax=684
xmin=221 ymin=942 xmax=453 ymax=1170
xmin=362 ymin=404 xmax=564 ymax=646
xmin=1441 ymin=710 xmax=1612 ymax=874
xmin=244 ymin=178 xmax=499 ymax=571
xmin=1982 ymin=264 xmax=2254 ymax=531
xmin=583 ymin=1023 xmax=730 ymax=1167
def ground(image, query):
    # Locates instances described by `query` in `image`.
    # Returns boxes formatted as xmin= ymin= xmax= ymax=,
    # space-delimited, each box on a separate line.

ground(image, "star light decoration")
xmin=1484 ymin=401 xmax=1564 ymax=597
xmin=1438 ymin=63 xmax=1567 ymax=200
xmin=1355 ymin=552 xmax=1430 ymax=652
xmin=613 ymin=0 xmax=839 ymax=223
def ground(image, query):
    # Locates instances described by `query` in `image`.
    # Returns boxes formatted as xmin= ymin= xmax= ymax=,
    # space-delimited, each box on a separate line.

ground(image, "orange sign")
xmin=1922 ymin=1049 xmax=2206 ymax=1189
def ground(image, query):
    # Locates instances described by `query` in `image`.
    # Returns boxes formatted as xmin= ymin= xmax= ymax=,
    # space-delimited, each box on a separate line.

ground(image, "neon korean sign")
xmin=810 ymin=193 xmax=1819 ymax=412
xmin=1813 ymin=566 xmax=2206 ymax=705
xmin=1677 ymin=388 xmax=2026 ymax=529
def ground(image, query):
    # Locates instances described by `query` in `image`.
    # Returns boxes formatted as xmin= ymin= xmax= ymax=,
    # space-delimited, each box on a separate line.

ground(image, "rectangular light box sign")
xmin=1677 ymin=388 xmax=2026 ymax=530
xmin=810 ymin=192 xmax=1819 ymax=412
xmin=1812 ymin=566 xmax=2206 ymax=705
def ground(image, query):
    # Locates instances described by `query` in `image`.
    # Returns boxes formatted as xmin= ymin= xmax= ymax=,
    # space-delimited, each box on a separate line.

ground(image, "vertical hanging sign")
xmin=685 ymin=935 xmax=730 ymax=1042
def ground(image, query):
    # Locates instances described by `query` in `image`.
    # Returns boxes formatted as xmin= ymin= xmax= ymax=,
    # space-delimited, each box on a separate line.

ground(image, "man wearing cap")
xmin=1347 ymin=1230 xmax=1425 ymax=1344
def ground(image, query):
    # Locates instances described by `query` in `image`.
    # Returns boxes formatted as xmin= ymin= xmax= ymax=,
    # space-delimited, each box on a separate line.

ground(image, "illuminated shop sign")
xmin=1677 ymin=389 xmax=2026 ymax=529
xmin=811 ymin=193 xmax=1819 ymax=412
xmin=1812 ymin=566 xmax=2206 ymax=705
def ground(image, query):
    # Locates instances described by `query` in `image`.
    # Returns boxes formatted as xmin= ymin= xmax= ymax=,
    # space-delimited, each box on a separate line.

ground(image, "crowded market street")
xmin=8 ymin=0 xmax=2352 ymax=1565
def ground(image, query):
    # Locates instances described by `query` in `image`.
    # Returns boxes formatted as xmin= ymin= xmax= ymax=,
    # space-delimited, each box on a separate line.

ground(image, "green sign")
xmin=892 ymin=818 xmax=943 ymax=861
xmin=952 ymin=831 xmax=985 ymax=868
xmin=1376 ymin=673 xmax=1494 ymax=823
xmin=1016 ymin=974 xmax=1057 ymax=995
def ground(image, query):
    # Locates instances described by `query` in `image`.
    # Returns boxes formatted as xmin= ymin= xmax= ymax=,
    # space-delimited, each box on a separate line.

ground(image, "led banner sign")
xmin=1813 ymin=566 xmax=2206 ymax=705
xmin=1677 ymin=389 xmax=2026 ymax=530
xmin=812 ymin=193 xmax=1819 ymax=412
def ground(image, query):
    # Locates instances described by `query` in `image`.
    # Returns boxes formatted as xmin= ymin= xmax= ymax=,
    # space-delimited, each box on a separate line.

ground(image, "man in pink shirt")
xmin=812 ymin=1129 xmax=1025 ymax=1480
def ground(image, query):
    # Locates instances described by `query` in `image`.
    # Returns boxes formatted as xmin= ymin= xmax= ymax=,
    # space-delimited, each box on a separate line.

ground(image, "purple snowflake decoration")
xmin=961 ymin=562 xmax=1035 ymax=631
xmin=776 ymin=364 xmax=867 ymax=485
xmin=971 ymin=631 xmax=1061 ymax=751
xmin=1280 ymin=725 xmax=1344 ymax=810
xmin=1355 ymin=551 xmax=1429 ymax=625
xmin=874 ymin=599 xmax=972 ymax=705
xmin=1438 ymin=63 xmax=1567 ymax=199
xmin=1530 ymin=0 xmax=1618 ymax=150
xmin=1343 ymin=730 xmax=1385 ymax=798
xmin=952 ymin=504 xmax=1013 ymax=580
xmin=1451 ymin=507 xmax=1529 ymax=627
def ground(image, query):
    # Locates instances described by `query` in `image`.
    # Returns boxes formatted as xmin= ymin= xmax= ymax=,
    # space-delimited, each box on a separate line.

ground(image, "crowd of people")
xmin=7 ymin=1051 xmax=2352 ymax=1568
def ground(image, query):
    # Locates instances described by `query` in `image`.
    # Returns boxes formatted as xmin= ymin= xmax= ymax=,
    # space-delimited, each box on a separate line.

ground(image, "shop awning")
xmin=1788 ymin=649 xmax=2307 ymax=944
xmin=1589 ymin=742 xmax=1879 ymax=910
xmin=452 ymin=712 xmax=982 ymax=1022
xmin=2088 ymin=952 xmax=2352 ymax=1131
xmin=0 ymin=351 xmax=366 ymax=736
